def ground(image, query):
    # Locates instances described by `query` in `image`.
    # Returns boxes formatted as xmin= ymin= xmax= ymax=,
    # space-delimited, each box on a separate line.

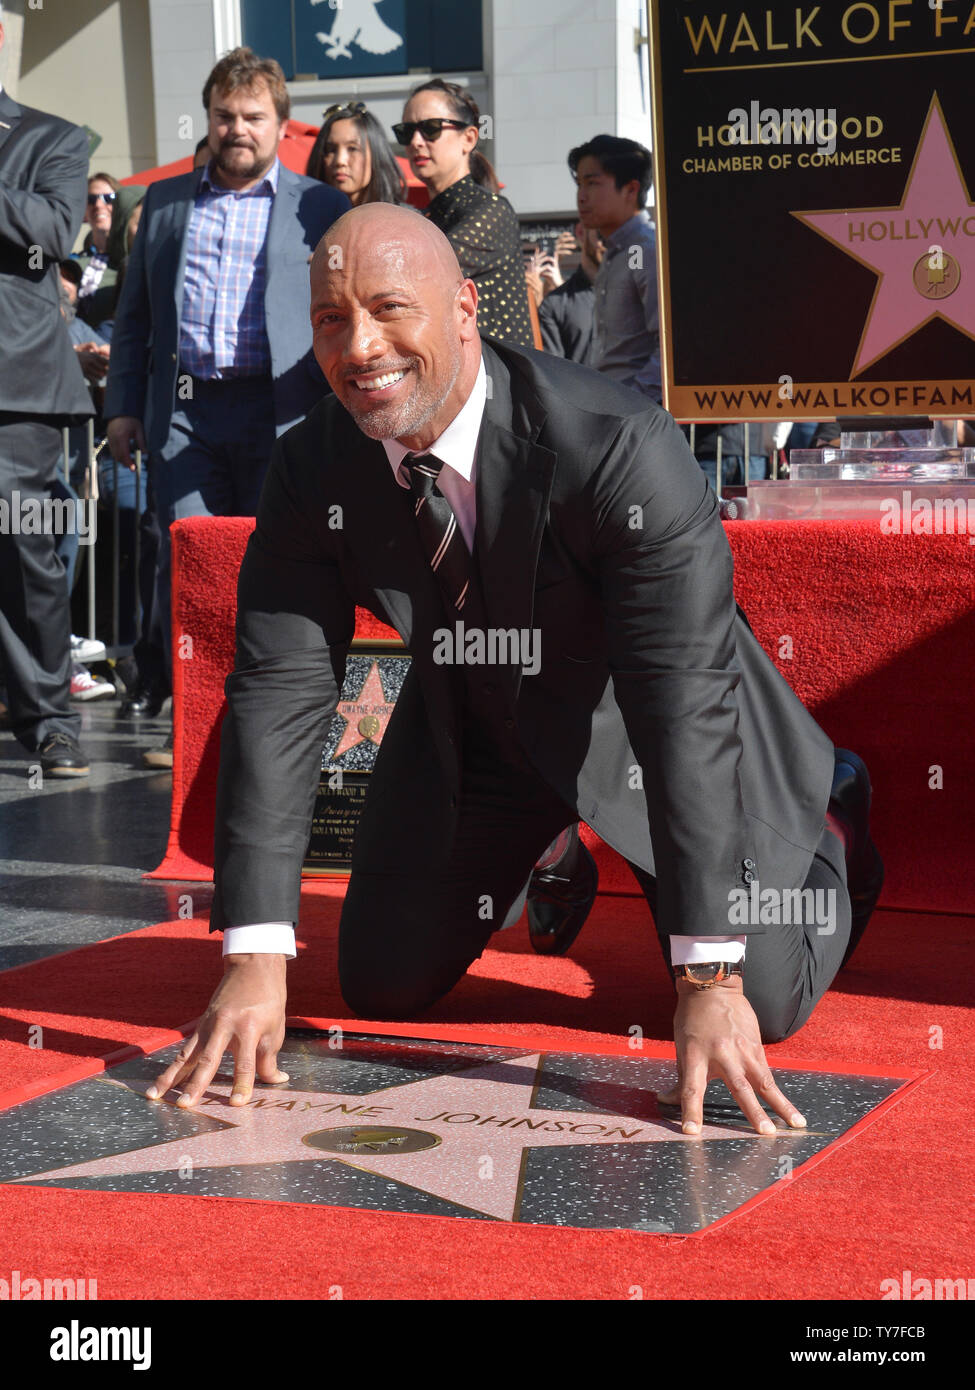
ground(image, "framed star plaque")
xmin=647 ymin=1 xmax=975 ymax=420
xmin=303 ymin=641 xmax=409 ymax=876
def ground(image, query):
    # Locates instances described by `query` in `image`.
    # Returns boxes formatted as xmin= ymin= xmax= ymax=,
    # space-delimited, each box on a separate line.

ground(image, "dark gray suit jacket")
xmin=103 ymin=164 xmax=349 ymax=451
xmin=0 ymin=88 xmax=92 ymax=419
xmin=210 ymin=339 xmax=838 ymax=938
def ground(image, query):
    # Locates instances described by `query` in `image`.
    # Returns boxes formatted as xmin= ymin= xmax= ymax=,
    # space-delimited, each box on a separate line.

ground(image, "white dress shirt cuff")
xmin=222 ymin=923 xmax=297 ymax=959
xmin=669 ymin=935 xmax=747 ymax=967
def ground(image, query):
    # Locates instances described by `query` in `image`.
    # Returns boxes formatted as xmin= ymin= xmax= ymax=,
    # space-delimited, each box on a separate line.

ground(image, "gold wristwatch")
xmin=672 ymin=961 xmax=744 ymax=990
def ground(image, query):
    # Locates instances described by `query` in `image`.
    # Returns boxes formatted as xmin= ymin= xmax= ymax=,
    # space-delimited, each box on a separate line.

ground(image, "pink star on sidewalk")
xmin=14 ymin=1053 xmax=804 ymax=1222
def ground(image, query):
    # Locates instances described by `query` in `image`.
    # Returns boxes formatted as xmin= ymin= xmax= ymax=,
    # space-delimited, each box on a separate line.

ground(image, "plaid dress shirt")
xmin=179 ymin=158 xmax=278 ymax=379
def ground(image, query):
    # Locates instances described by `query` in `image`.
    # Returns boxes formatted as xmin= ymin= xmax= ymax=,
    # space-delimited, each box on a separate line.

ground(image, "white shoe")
xmin=142 ymin=732 xmax=173 ymax=770
xmin=71 ymin=634 xmax=107 ymax=663
xmin=70 ymin=664 xmax=115 ymax=702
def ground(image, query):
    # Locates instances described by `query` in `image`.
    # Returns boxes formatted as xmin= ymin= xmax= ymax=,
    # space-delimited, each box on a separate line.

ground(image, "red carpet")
xmin=0 ymin=888 xmax=972 ymax=1300
xmin=3 ymin=517 xmax=971 ymax=1299
xmin=157 ymin=517 xmax=975 ymax=917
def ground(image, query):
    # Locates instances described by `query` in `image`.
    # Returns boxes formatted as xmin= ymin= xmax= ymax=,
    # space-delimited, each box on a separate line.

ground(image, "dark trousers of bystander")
xmin=0 ymin=414 xmax=80 ymax=750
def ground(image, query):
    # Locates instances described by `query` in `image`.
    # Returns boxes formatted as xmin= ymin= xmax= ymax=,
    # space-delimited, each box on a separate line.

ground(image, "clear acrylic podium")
xmin=734 ymin=421 xmax=975 ymax=521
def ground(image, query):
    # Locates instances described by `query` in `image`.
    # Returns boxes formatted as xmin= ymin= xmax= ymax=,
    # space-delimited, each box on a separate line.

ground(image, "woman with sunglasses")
xmin=395 ymin=79 xmax=534 ymax=350
xmin=307 ymin=102 xmax=406 ymax=206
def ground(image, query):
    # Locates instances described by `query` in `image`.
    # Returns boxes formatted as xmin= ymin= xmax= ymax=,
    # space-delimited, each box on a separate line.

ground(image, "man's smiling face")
xmin=310 ymin=206 xmax=480 ymax=448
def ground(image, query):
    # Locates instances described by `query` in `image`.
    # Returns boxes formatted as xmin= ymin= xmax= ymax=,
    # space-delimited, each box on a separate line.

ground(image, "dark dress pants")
xmin=0 ymin=415 xmax=80 ymax=749
xmin=338 ymin=717 xmax=852 ymax=1042
xmin=339 ymin=717 xmax=577 ymax=1018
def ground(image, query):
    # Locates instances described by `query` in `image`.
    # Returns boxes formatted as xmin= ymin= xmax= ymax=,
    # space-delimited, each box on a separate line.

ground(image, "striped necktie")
xmin=402 ymin=452 xmax=470 ymax=613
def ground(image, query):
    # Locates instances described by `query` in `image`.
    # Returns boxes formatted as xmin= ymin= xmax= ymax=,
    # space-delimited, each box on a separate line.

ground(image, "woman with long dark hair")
xmin=394 ymin=79 xmax=534 ymax=349
xmin=306 ymin=102 xmax=406 ymax=206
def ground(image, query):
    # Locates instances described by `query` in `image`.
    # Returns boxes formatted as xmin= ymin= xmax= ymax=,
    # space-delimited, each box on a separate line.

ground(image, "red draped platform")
xmin=2 ymin=517 xmax=973 ymax=1299
xmin=155 ymin=516 xmax=975 ymax=917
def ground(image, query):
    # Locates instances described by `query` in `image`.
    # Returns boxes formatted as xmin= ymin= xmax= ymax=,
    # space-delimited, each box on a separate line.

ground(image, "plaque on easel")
xmin=303 ymin=641 xmax=409 ymax=875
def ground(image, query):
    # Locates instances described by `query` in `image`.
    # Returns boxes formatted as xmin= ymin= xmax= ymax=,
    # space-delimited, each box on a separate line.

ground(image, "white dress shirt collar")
xmin=381 ymin=355 xmax=487 ymax=487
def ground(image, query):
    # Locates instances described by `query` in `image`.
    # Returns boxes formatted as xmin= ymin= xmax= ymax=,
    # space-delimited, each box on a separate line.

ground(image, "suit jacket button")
xmin=483 ymin=683 xmax=494 ymax=695
xmin=743 ymin=870 xmax=754 ymax=883
xmin=743 ymin=858 xmax=756 ymax=870
xmin=503 ymin=718 xmax=514 ymax=729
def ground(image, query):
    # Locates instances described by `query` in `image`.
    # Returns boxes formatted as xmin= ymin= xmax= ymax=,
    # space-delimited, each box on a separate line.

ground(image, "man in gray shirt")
xmin=569 ymin=136 xmax=660 ymax=402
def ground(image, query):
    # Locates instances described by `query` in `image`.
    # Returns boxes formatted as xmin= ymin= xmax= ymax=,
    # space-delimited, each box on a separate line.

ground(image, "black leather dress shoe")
xmin=39 ymin=733 xmax=90 ymax=778
xmin=120 ymin=687 xmax=167 ymax=718
xmin=527 ymin=824 xmax=599 ymax=956
xmin=830 ymin=748 xmax=885 ymax=967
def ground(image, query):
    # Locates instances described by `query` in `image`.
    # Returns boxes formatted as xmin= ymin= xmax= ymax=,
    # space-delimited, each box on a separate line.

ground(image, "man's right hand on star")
xmin=147 ymin=953 xmax=289 ymax=1109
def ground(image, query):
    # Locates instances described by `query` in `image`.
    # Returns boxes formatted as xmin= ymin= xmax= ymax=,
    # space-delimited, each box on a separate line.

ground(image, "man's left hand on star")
xmin=659 ymin=979 xmax=808 ymax=1138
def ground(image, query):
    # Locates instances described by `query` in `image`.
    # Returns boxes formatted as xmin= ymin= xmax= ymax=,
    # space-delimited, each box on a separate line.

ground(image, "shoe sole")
xmin=44 ymin=765 xmax=90 ymax=778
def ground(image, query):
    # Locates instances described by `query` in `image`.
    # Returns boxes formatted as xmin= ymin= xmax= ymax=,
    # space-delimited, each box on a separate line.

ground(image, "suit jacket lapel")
xmin=337 ymin=405 xmax=465 ymax=742
xmin=474 ymin=341 xmax=557 ymax=703
xmin=171 ymin=169 xmax=204 ymax=320
xmin=0 ymin=91 xmax=24 ymax=158
xmin=267 ymin=164 xmax=298 ymax=266
xmin=338 ymin=405 xmax=429 ymax=638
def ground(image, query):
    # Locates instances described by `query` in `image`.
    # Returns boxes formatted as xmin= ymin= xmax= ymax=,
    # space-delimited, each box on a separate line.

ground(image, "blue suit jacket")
xmin=104 ymin=163 xmax=349 ymax=452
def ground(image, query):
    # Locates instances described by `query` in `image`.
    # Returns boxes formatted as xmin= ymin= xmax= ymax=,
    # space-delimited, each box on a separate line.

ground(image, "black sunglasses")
xmin=392 ymin=118 xmax=472 ymax=145
xmin=87 ymin=192 xmax=116 ymax=206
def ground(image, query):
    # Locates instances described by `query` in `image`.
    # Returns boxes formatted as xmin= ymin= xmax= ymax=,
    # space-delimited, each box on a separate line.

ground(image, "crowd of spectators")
xmin=2 ymin=41 xmax=963 ymax=778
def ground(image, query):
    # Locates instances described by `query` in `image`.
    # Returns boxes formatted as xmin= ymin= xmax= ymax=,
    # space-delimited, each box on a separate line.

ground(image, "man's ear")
xmin=455 ymin=278 xmax=479 ymax=340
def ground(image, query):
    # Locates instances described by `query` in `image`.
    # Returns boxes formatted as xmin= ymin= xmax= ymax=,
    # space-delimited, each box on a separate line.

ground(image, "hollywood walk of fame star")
xmin=12 ymin=1051 xmax=818 ymax=1223
xmin=792 ymin=95 xmax=975 ymax=375
xmin=329 ymin=661 xmax=394 ymax=761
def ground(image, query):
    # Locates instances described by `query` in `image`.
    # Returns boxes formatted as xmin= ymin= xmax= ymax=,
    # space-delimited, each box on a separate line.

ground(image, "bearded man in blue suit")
xmin=105 ymin=47 xmax=349 ymax=734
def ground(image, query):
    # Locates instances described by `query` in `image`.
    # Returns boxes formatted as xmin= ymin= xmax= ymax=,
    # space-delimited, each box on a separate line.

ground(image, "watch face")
xmin=687 ymin=963 xmax=721 ymax=983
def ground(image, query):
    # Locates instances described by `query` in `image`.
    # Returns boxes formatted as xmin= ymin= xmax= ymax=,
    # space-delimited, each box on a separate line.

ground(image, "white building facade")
xmin=1 ymin=0 xmax=651 ymax=220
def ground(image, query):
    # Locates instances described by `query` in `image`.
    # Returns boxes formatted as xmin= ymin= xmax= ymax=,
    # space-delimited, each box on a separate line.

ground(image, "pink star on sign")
xmin=793 ymin=95 xmax=975 ymax=375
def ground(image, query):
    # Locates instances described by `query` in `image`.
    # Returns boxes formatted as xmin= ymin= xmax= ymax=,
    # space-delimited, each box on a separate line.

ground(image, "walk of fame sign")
xmin=648 ymin=1 xmax=975 ymax=419
xmin=0 ymin=1031 xmax=913 ymax=1233
xmin=304 ymin=645 xmax=409 ymax=874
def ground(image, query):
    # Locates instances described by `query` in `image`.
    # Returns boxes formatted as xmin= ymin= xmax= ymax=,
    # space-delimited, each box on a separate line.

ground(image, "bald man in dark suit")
xmin=150 ymin=204 xmax=883 ymax=1137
